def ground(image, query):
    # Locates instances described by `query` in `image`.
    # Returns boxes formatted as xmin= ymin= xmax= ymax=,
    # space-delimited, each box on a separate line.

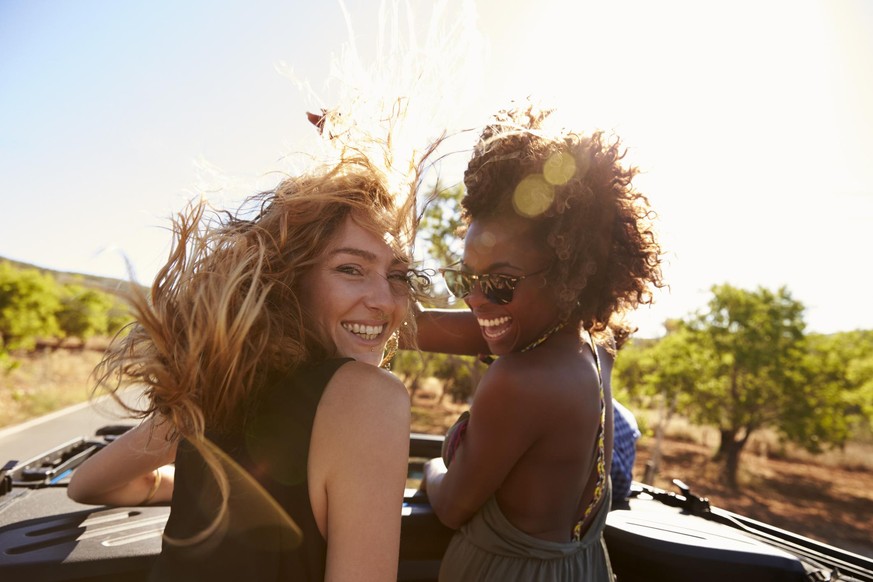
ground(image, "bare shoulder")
xmin=469 ymin=356 xmax=550 ymax=426
xmin=310 ymin=361 xmax=410 ymax=483
xmin=325 ymin=360 xmax=408 ymax=400
xmin=309 ymin=361 xmax=410 ymax=539
xmin=477 ymin=346 xmax=599 ymax=410
xmin=474 ymin=356 xmax=531 ymax=400
xmin=319 ymin=361 xmax=410 ymax=424
xmin=483 ymin=348 xmax=591 ymax=391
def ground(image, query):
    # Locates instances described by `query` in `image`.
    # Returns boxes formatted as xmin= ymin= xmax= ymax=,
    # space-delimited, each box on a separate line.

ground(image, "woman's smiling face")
xmin=301 ymin=215 xmax=410 ymax=366
xmin=462 ymin=214 xmax=561 ymax=355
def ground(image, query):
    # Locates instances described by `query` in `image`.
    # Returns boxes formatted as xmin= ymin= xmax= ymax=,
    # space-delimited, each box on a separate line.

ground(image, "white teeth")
xmin=477 ymin=316 xmax=510 ymax=328
xmin=342 ymin=322 xmax=385 ymax=340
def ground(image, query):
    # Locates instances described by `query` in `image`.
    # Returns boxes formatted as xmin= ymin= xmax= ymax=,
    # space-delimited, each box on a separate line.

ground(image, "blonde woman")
xmin=69 ymin=156 xmax=425 ymax=581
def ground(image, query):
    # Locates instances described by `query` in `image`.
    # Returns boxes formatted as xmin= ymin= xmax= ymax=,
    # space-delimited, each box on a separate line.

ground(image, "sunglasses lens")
xmin=482 ymin=276 xmax=514 ymax=305
xmin=443 ymin=269 xmax=471 ymax=298
xmin=442 ymin=269 xmax=520 ymax=304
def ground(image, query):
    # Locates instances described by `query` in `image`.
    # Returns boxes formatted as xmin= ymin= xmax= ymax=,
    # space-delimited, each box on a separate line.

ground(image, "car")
xmin=2 ymin=427 xmax=872 ymax=582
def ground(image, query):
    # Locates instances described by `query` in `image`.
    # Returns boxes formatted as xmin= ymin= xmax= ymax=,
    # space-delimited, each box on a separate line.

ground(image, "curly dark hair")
xmin=462 ymin=103 xmax=665 ymax=338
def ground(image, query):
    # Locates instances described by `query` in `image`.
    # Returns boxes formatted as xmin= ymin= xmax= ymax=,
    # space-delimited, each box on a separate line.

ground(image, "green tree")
xmin=56 ymin=284 xmax=114 ymax=343
xmin=611 ymin=339 xmax=649 ymax=402
xmin=394 ymin=183 xmax=469 ymax=382
xmin=616 ymin=327 xmax=713 ymax=482
xmin=846 ymin=332 xmax=873 ymax=432
xmin=105 ymin=296 xmax=132 ymax=336
xmin=799 ymin=331 xmax=873 ymax=438
xmin=418 ymin=182 xmax=465 ymax=270
xmin=432 ymin=353 xmax=486 ymax=404
xmin=684 ymin=284 xmax=810 ymax=486
xmin=393 ymin=348 xmax=439 ymax=398
xmin=616 ymin=287 xmax=873 ymax=487
xmin=0 ymin=262 xmax=61 ymax=351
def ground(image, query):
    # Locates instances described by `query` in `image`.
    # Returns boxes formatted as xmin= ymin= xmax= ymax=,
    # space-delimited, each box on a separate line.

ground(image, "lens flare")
xmin=513 ymin=174 xmax=554 ymax=218
xmin=544 ymin=151 xmax=577 ymax=185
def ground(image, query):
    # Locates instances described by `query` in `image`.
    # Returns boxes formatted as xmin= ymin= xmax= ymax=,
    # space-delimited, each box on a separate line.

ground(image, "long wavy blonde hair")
xmin=94 ymin=154 xmax=422 ymax=542
xmin=99 ymin=155 xmax=416 ymax=431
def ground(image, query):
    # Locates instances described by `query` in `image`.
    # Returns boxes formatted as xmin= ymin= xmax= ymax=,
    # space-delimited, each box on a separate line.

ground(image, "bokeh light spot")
xmin=473 ymin=228 xmax=497 ymax=252
xmin=513 ymin=174 xmax=555 ymax=218
xmin=543 ymin=151 xmax=576 ymax=185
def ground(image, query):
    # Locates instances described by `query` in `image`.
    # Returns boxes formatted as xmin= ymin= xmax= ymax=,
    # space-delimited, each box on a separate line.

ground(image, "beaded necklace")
xmin=477 ymin=320 xmax=569 ymax=365
xmin=520 ymin=320 xmax=568 ymax=352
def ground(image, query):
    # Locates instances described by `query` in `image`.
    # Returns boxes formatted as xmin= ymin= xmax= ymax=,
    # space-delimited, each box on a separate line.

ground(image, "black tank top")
xmin=150 ymin=358 xmax=352 ymax=581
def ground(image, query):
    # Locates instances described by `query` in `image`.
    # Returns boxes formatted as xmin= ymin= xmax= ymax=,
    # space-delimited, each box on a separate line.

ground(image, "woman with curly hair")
xmin=418 ymin=104 xmax=664 ymax=581
xmin=68 ymin=154 xmax=423 ymax=582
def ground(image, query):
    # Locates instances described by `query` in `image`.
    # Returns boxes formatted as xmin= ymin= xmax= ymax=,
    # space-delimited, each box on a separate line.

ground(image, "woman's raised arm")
xmin=411 ymin=305 xmax=489 ymax=356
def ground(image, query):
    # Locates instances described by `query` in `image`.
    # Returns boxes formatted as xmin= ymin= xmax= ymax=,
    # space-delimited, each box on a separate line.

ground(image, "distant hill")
xmin=0 ymin=256 xmax=145 ymax=296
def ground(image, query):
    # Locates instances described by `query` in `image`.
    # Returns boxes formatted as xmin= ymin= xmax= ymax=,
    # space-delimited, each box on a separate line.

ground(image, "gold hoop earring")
xmin=380 ymin=330 xmax=400 ymax=369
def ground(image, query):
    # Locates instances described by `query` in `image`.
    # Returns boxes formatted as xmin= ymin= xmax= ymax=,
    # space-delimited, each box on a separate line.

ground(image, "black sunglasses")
xmin=439 ymin=263 xmax=550 ymax=305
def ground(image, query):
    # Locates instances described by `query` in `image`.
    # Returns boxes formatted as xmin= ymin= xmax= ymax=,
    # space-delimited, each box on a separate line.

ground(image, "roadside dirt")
xmin=634 ymin=437 xmax=873 ymax=559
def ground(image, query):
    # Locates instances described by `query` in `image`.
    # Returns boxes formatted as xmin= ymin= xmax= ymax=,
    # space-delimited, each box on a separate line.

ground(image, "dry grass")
xmin=0 ymin=346 xmax=104 ymax=429
xmin=636 ymin=409 xmax=873 ymax=473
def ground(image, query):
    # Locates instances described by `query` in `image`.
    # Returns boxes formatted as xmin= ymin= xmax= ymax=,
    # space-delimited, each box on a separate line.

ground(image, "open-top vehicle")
xmin=2 ymin=427 xmax=872 ymax=581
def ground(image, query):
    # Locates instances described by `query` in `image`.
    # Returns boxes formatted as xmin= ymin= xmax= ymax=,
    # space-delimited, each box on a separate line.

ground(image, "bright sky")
xmin=1 ymin=0 xmax=871 ymax=338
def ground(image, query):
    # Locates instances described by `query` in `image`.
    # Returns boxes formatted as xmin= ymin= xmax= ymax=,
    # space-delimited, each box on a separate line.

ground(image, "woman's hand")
xmin=421 ymin=457 xmax=447 ymax=493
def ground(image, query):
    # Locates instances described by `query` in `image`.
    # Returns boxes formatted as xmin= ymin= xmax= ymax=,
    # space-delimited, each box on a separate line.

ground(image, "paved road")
xmin=0 ymin=387 xmax=146 ymax=466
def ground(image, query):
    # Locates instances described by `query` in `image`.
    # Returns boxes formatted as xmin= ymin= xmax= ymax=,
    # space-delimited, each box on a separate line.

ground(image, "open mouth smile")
xmin=477 ymin=316 xmax=512 ymax=340
xmin=342 ymin=322 xmax=386 ymax=341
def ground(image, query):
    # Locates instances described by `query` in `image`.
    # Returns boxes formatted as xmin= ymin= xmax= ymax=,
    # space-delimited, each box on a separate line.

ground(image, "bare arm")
xmin=67 ymin=415 xmax=176 ymax=506
xmin=309 ymin=362 xmax=411 ymax=582
xmin=423 ymin=360 xmax=539 ymax=529
xmin=411 ymin=306 xmax=489 ymax=355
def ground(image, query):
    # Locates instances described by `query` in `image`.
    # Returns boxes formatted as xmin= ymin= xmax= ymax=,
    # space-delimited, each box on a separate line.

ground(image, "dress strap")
xmin=572 ymin=331 xmax=607 ymax=541
xmin=583 ymin=330 xmax=603 ymax=386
